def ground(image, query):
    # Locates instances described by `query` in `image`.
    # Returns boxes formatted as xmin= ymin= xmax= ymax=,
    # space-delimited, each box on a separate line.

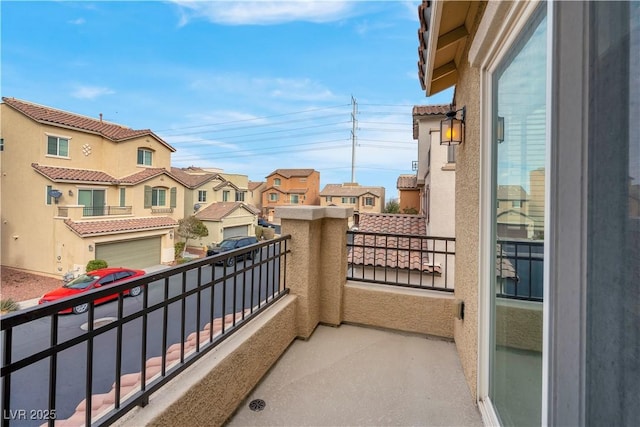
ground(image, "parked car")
xmin=206 ymin=236 xmax=259 ymax=266
xmin=258 ymin=218 xmax=275 ymax=228
xmin=38 ymin=267 xmax=145 ymax=314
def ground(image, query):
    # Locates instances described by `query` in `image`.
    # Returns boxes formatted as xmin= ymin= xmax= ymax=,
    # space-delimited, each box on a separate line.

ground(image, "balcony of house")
xmin=1 ymin=206 xmax=481 ymax=427
xmin=56 ymin=205 xmax=133 ymax=219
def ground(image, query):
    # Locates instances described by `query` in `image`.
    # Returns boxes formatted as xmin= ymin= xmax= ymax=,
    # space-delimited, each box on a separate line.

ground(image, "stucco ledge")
xmin=276 ymin=206 xmax=353 ymax=221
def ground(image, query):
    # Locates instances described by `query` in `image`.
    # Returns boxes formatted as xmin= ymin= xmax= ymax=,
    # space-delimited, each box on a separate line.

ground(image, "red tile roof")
xmin=357 ymin=213 xmax=426 ymax=235
xmin=268 ymin=168 xmax=316 ymax=178
xmin=32 ymin=163 xmax=117 ymax=183
xmin=412 ymin=104 xmax=451 ymax=116
xmin=195 ymin=202 xmax=258 ymax=221
xmin=64 ymin=217 xmax=177 ymax=236
xmin=170 ymin=167 xmax=216 ymax=188
xmin=349 ymin=213 xmax=438 ymax=273
xmin=248 ymin=181 xmax=264 ymax=191
xmin=397 ymin=175 xmax=418 ymax=189
xmin=119 ymin=168 xmax=170 ymax=185
xmin=320 ymin=184 xmax=384 ymax=198
xmin=2 ymin=97 xmax=175 ymax=151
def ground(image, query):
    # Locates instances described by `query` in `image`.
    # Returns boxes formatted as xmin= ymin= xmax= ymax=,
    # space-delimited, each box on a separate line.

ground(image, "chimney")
xmin=99 ymin=113 xmax=103 ymax=123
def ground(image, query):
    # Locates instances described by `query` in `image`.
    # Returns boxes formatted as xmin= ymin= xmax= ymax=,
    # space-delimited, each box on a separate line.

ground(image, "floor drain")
xmin=249 ymin=399 xmax=266 ymax=412
xmin=80 ymin=317 xmax=117 ymax=331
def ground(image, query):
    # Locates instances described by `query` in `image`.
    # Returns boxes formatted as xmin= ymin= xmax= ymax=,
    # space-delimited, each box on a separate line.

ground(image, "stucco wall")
xmin=496 ymin=299 xmax=543 ymax=352
xmin=452 ymin=33 xmax=482 ymax=400
xmin=343 ymin=282 xmax=455 ymax=338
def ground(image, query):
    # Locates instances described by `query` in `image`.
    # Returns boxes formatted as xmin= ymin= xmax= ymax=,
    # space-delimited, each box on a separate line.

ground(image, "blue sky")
xmin=2 ymin=1 xmax=453 ymax=200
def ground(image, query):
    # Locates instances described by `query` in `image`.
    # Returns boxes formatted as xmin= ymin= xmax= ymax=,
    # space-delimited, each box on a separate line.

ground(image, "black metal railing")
xmin=82 ymin=206 xmax=133 ymax=217
xmin=0 ymin=236 xmax=290 ymax=427
xmin=496 ymin=239 xmax=544 ymax=301
xmin=346 ymin=230 xmax=455 ymax=291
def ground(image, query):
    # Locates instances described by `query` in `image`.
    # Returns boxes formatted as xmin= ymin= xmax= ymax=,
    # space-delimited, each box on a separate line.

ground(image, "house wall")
xmin=450 ymin=35 xmax=482 ymax=400
xmin=262 ymin=171 xmax=321 ymax=212
xmin=105 ymin=136 xmax=173 ymax=178
xmin=399 ymin=188 xmax=420 ymax=213
xmin=202 ymin=208 xmax=257 ymax=245
xmin=428 ymin=130 xmax=456 ymax=238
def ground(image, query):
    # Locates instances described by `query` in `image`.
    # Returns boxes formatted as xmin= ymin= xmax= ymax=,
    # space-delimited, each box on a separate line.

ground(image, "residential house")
xmin=194 ymin=202 xmax=260 ymax=244
xmin=396 ymin=174 xmax=420 ymax=214
xmin=413 ymin=104 xmax=456 ymax=237
xmin=261 ymin=169 xmax=320 ymax=220
xmin=319 ymin=183 xmax=385 ymax=217
xmin=496 ymin=185 xmax=534 ymax=239
xmin=418 ymin=0 xmax=638 ymax=425
xmin=170 ymin=167 xmax=258 ymax=245
xmin=247 ymin=181 xmax=266 ymax=212
xmin=0 ymin=97 xmax=183 ymax=276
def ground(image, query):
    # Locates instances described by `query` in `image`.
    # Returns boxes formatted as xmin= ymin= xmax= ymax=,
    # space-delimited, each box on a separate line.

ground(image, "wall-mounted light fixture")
xmin=497 ymin=116 xmax=505 ymax=144
xmin=88 ymin=244 xmax=94 ymax=252
xmin=440 ymin=106 xmax=466 ymax=146
xmin=68 ymin=189 xmax=74 ymax=196
xmin=169 ymin=231 xmax=174 ymax=239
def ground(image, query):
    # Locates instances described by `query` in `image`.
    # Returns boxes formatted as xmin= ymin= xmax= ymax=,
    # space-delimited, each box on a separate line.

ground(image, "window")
xmin=46 ymin=185 xmax=53 ymax=205
xmin=447 ymin=145 xmax=456 ymax=163
xmin=291 ymin=195 xmax=299 ymax=204
xmin=223 ymin=190 xmax=230 ymax=202
xmin=47 ymin=135 xmax=69 ymax=157
xmin=152 ymin=188 xmax=166 ymax=206
xmin=364 ymin=197 xmax=375 ymax=206
xmin=269 ymin=193 xmax=279 ymax=202
xmin=326 ymin=196 xmax=332 ymax=202
xmin=512 ymin=200 xmax=522 ymax=208
xmin=235 ymin=192 xmax=245 ymax=202
xmin=0 ymin=138 xmax=4 ymax=151
xmin=274 ymin=178 xmax=281 ymax=186
xmin=198 ymin=190 xmax=207 ymax=202
xmin=341 ymin=197 xmax=357 ymax=204
xmin=137 ymin=148 xmax=153 ymax=166
xmin=79 ymin=189 xmax=106 ymax=216
xmin=119 ymin=188 xmax=126 ymax=207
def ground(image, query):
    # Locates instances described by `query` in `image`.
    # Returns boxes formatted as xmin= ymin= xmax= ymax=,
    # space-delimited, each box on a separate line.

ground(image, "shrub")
xmin=174 ymin=241 xmax=186 ymax=258
xmin=0 ymin=298 xmax=19 ymax=313
xmin=86 ymin=259 xmax=108 ymax=272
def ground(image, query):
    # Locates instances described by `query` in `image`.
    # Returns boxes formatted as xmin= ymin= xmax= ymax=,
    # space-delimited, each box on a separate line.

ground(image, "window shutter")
xmin=144 ymin=186 xmax=152 ymax=208
xmin=170 ymin=187 xmax=177 ymax=208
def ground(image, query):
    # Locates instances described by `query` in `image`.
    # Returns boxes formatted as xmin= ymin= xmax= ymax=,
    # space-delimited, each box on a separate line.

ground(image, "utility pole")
xmin=351 ymin=96 xmax=358 ymax=183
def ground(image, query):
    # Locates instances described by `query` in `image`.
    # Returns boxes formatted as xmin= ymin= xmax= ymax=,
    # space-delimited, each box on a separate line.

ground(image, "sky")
xmin=1 ymin=0 xmax=453 ymax=200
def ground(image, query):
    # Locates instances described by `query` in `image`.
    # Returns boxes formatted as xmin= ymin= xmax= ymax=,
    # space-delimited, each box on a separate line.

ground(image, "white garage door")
xmin=95 ymin=237 xmax=161 ymax=269
xmin=223 ymin=225 xmax=248 ymax=239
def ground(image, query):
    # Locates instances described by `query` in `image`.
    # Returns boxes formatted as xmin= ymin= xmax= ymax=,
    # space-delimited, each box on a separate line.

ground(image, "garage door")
xmin=96 ymin=237 xmax=161 ymax=269
xmin=223 ymin=225 xmax=248 ymax=239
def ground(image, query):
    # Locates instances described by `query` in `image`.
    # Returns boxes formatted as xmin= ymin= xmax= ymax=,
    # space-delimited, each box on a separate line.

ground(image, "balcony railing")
xmin=0 ymin=236 xmax=290 ymax=427
xmin=347 ymin=230 xmax=455 ymax=291
xmin=496 ymin=239 xmax=544 ymax=301
xmin=83 ymin=206 xmax=133 ymax=217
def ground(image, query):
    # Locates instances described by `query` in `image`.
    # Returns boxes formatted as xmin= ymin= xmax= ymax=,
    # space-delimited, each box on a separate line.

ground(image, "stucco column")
xmin=276 ymin=206 xmax=352 ymax=339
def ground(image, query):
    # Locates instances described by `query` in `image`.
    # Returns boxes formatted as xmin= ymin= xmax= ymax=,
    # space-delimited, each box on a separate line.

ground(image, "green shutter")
xmin=170 ymin=187 xmax=177 ymax=208
xmin=144 ymin=185 xmax=152 ymax=208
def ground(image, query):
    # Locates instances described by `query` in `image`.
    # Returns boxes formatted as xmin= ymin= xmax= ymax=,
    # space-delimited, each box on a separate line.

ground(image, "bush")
xmin=86 ymin=259 xmax=108 ymax=272
xmin=174 ymin=241 xmax=186 ymax=258
xmin=1 ymin=298 xmax=19 ymax=313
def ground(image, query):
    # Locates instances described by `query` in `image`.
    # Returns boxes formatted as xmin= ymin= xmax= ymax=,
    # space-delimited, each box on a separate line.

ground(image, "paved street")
xmin=2 ymin=247 xmax=281 ymax=426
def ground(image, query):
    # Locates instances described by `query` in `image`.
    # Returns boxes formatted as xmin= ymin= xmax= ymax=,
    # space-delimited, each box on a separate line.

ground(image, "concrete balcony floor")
xmin=227 ymin=324 xmax=483 ymax=426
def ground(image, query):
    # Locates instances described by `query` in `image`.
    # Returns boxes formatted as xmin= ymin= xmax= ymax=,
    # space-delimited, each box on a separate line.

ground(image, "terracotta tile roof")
xmin=358 ymin=213 xmax=426 ymax=235
xmin=320 ymin=184 xmax=385 ymax=198
xmin=397 ymin=175 xmax=418 ymax=189
xmin=288 ymin=188 xmax=309 ymax=194
xmin=170 ymin=167 xmax=216 ymax=188
xmin=2 ymin=97 xmax=175 ymax=151
xmin=412 ymin=104 xmax=451 ymax=116
xmin=248 ymin=181 xmax=264 ymax=191
xmin=32 ymin=163 xmax=117 ymax=183
xmin=213 ymin=180 xmax=240 ymax=191
xmin=195 ymin=202 xmax=258 ymax=221
xmin=119 ymin=168 xmax=171 ymax=185
xmin=349 ymin=213 xmax=438 ymax=273
xmin=268 ymin=168 xmax=316 ymax=178
xmin=64 ymin=217 xmax=177 ymax=236
xmin=497 ymin=185 xmax=529 ymax=200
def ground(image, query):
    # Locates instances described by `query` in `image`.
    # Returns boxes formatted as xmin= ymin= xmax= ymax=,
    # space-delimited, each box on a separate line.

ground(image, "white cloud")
xmin=68 ymin=18 xmax=86 ymax=25
xmin=171 ymin=1 xmax=357 ymax=26
xmin=71 ymin=85 xmax=115 ymax=100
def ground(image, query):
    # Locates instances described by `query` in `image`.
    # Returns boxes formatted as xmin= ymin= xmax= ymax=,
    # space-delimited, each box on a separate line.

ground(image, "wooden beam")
xmin=436 ymin=26 xmax=469 ymax=52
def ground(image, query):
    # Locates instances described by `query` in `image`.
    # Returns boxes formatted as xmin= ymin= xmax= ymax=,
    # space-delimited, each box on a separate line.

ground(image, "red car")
xmin=39 ymin=267 xmax=145 ymax=314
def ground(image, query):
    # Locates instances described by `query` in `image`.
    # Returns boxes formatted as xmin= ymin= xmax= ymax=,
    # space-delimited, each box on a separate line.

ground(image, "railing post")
xmin=277 ymin=206 xmax=352 ymax=338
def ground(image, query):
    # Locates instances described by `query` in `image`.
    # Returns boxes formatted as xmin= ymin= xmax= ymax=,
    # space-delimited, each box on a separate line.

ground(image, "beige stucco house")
xmin=319 ymin=183 xmax=385 ymax=215
xmin=412 ymin=105 xmax=456 ymax=238
xmin=0 ymin=97 xmax=182 ymax=276
xmin=194 ymin=202 xmax=260 ymax=245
